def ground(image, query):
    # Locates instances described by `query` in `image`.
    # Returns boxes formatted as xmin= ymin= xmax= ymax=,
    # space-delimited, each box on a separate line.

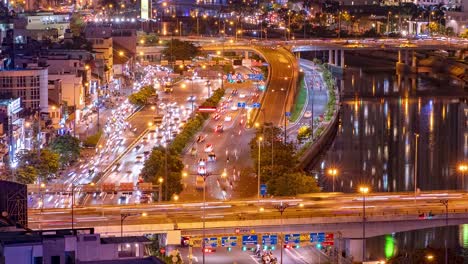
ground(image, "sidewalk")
xmin=287 ymin=59 xmax=328 ymax=144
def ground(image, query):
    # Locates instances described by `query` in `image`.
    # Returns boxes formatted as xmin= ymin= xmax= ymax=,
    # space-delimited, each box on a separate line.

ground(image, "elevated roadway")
xmin=201 ymin=44 xmax=298 ymax=126
xmin=29 ymin=191 xmax=468 ymax=239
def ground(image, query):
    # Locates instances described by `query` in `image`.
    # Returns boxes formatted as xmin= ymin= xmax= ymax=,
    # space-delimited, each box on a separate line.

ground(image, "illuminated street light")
xmin=257 ymin=136 xmax=263 ymax=201
xmin=359 ymin=186 xmax=370 ymax=262
xmin=459 ymin=163 xmax=467 ymax=189
xmin=327 ymin=168 xmax=338 ymax=192
xmin=119 ymin=51 xmax=124 ymax=56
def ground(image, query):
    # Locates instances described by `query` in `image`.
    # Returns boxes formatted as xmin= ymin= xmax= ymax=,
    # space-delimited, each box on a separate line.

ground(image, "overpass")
xmin=29 ymin=191 xmax=468 ymax=237
xmin=201 ymin=44 xmax=299 ymax=126
xmin=288 ymin=38 xmax=468 ymax=73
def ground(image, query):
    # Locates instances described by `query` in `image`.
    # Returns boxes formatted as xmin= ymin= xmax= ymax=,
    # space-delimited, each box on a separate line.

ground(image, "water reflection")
xmin=366 ymin=226 xmax=460 ymax=261
xmin=310 ymin=70 xmax=467 ymax=193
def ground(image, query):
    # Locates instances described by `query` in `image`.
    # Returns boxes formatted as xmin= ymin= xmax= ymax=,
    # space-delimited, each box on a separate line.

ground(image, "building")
xmin=0 ymin=228 xmax=164 ymax=264
xmin=0 ymin=66 xmax=48 ymax=114
xmin=0 ymin=99 xmax=24 ymax=166
xmin=22 ymin=12 xmax=70 ymax=39
xmin=85 ymin=26 xmax=114 ymax=88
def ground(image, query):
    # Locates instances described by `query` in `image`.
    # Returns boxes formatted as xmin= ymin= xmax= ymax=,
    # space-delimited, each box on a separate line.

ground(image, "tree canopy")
xmin=162 ymin=39 xmax=200 ymax=61
xmin=50 ymin=134 xmax=81 ymax=166
xmin=16 ymin=149 xmax=59 ymax=183
xmin=250 ymin=125 xmax=320 ymax=196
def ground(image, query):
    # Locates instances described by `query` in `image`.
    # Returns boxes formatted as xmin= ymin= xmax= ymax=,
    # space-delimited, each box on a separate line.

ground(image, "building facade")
xmin=0 ymin=67 xmax=48 ymax=113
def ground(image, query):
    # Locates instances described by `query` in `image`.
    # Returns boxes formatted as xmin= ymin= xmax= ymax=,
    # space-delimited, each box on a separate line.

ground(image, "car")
xmin=208 ymin=152 xmax=216 ymax=162
xmin=136 ymin=155 xmax=143 ymax=162
xmin=197 ymin=166 xmax=207 ymax=175
xmin=213 ymin=113 xmax=221 ymax=121
xmin=195 ymin=176 xmax=205 ymax=190
xmin=231 ymin=105 xmax=238 ymax=111
xmin=224 ymin=115 xmax=232 ymax=122
xmin=239 ymin=93 xmax=246 ymax=98
xmin=304 ymin=110 xmax=312 ymax=118
xmin=197 ymin=134 xmax=206 ymax=143
xmin=203 ymin=248 xmax=216 ymax=253
xmin=227 ymin=96 xmax=233 ymax=102
xmin=198 ymin=158 xmax=206 ymax=166
xmin=134 ymin=145 xmax=142 ymax=151
xmin=164 ymin=87 xmax=173 ymax=93
xmin=231 ymin=89 xmax=238 ymax=96
xmin=204 ymin=144 xmax=213 ymax=152
xmin=215 ymin=124 xmax=224 ymax=132
xmin=187 ymin=95 xmax=197 ymax=102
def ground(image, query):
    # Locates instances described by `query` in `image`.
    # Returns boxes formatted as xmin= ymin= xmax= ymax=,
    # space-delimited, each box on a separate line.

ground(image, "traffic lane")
xmin=257 ymin=48 xmax=296 ymax=126
xmin=180 ymin=98 xmax=256 ymax=201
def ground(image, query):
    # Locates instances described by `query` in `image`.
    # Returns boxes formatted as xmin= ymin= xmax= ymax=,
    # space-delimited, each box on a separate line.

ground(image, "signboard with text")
xmin=242 ymin=235 xmax=258 ymax=246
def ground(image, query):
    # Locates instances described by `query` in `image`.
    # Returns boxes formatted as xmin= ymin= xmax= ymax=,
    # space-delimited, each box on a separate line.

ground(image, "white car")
xmin=304 ymin=111 xmax=312 ymax=118
xmin=197 ymin=166 xmax=207 ymax=175
xmin=239 ymin=93 xmax=246 ymax=98
xmin=224 ymin=115 xmax=232 ymax=122
xmin=231 ymin=105 xmax=238 ymax=111
xmin=204 ymin=144 xmax=213 ymax=153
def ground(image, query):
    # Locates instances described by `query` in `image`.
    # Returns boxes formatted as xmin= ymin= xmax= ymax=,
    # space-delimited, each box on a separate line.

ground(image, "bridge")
xmin=29 ymin=191 xmax=468 ymax=260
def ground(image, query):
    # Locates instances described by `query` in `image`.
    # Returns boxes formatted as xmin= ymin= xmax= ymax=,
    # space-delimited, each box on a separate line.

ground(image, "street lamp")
xmin=182 ymin=170 xmax=226 ymax=264
xmin=158 ymin=177 xmax=163 ymax=202
xmin=440 ymin=199 xmax=448 ymax=264
xmin=273 ymin=202 xmax=292 ymax=264
xmin=458 ymin=163 xmax=467 ymax=189
xmin=120 ymin=212 xmax=147 ymax=237
xmin=71 ymin=182 xmax=95 ymax=230
xmin=327 ymin=168 xmax=338 ymax=192
xmin=359 ymin=186 xmax=370 ymax=262
xmin=257 ymin=136 xmax=263 ymax=200
xmin=414 ymin=133 xmax=419 ymax=198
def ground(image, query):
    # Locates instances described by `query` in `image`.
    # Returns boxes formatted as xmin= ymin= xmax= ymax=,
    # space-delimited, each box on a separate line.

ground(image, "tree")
xmin=50 ymin=134 xmax=81 ymax=166
xmin=70 ymin=13 xmax=85 ymax=37
xmin=162 ymin=39 xmax=200 ymax=61
xmin=128 ymin=85 xmax=156 ymax=106
xmin=250 ymin=125 xmax=320 ymax=196
xmin=140 ymin=147 xmax=183 ymax=201
xmin=297 ymin=126 xmax=312 ymax=142
xmin=16 ymin=166 xmax=38 ymax=184
xmin=16 ymin=149 xmax=59 ymax=183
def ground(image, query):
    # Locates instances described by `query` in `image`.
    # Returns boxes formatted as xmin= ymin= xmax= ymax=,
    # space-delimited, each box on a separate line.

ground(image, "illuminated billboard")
xmin=141 ymin=0 xmax=150 ymax=20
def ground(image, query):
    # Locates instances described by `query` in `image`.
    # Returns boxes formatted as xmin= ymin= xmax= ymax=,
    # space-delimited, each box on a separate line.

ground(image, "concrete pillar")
xmin=397 ymin=50 xmax=402 ymax=63
xmin=404 ymin=50 xmax=409 ymax=64
xmin=296 ymin=52 xmax=301 ymax=59
xmin=340 ymin=49 xmax=345 ymax=68
xmin=244 ymin=51 xmax=249 ymax=60
xmin=329 ymin=49 xmax=333 ymax=64
xmin=348 ymin=239 xmax=364 ymax=262
xmin=335 ymin=49 xmax=339 ymax=67
xmin=411 ymin=51 xmax=417 ymax=68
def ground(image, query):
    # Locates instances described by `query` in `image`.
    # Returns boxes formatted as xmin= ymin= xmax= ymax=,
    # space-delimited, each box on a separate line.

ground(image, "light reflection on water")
xmin=308 ymin=66 xmax=467 ymax=259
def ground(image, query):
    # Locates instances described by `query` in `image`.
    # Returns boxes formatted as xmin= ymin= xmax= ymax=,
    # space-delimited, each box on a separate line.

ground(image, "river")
xmin=306 ymin=54 xmax=467 ymax=260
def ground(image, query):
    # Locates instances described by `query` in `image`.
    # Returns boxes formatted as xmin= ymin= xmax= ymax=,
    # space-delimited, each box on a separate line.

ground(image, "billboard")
xmin=141 ymin=0 xmax=150 ymax=20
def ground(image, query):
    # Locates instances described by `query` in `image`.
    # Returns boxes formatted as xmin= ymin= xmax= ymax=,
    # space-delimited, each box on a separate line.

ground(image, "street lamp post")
xmin=274 ymin=202 xmax=292 ymax=264
xmin=327 ymin=168 xmax=338 ymax=192
xmin=158 ymin=177 xmax=163 ymax=202
xmin=120 ymin=212 xmax=147 ymax=237
xmin=257 ymin=136 xmax=263 ymax=200
xmin=182 ymin=170 xmax=226 ymax=264
xmin=414 ymin=133 xmax=419 ymax=198
xmin=71 ymin=183 xmax=94 ymax=231
xmin=440 ymin=199 xmax=448 ymax=264
xmin=458 ymin=163 xmax=467 ymax=190
xmin=359 ymin=186 xmax=369 ymax=262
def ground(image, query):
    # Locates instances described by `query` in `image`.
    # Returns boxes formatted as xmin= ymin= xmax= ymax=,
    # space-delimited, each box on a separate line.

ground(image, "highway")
xmin=201 ymin=45 xmax=299 ymax=126
xmin=28 ymin=191 xmax=468 ymax=234
xmin=180 ymin=77 xmax=260 ymax=202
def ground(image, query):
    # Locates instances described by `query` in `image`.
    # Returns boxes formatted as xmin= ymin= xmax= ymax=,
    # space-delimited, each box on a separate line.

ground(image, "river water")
xmin=307 ymin=55 xmax=467 ymax=260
